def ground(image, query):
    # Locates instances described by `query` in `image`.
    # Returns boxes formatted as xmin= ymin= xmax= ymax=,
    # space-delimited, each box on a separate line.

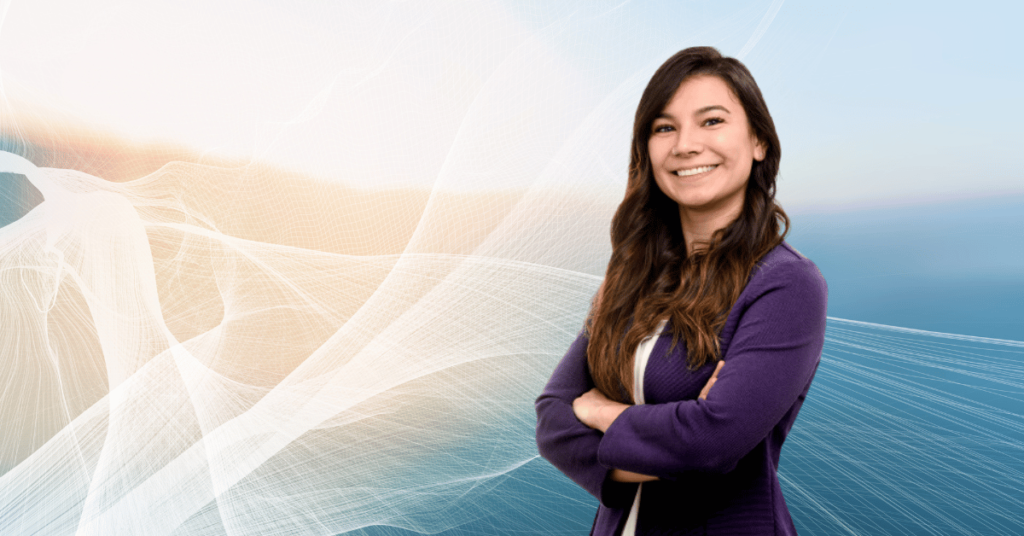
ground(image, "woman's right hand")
xmin=608 ymin=360 xmax=724 ymax=483
xmin=610 ymin=469 xmax=659 ymax=482
xmin=698 ymin=360 xmax=725 ymax=400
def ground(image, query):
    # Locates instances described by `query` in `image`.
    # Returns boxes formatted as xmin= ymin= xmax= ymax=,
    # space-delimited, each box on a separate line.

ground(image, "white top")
xmin=620 ymin=319 xmax=668 ymax=536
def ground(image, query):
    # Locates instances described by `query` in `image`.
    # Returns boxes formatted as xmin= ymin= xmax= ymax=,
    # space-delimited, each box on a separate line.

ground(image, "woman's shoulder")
xmin=745 ymin=241 xmax=828 ymax=300
xmin=717 ymin=241 xmax=828 ymax=353
xmin=756 ymin=240 xmax=810 ymax=266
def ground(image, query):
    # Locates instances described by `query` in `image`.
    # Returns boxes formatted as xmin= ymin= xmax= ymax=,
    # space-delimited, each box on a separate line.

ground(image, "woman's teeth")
xmin=675 ymin=165 xmax=717 ymax=177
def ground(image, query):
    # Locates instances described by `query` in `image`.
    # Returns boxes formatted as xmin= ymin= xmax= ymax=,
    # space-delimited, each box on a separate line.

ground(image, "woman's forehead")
xmin=664 ymin=75 xmax=742 ymax=114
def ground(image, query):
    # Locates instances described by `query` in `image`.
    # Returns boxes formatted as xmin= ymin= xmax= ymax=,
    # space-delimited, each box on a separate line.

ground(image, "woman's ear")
xmin=753 ymin=138 xmax=767 ymax=162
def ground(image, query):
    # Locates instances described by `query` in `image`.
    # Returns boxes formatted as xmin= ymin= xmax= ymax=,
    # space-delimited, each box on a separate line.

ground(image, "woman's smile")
xmin=674 ymin=164 xmax=718 ymax=177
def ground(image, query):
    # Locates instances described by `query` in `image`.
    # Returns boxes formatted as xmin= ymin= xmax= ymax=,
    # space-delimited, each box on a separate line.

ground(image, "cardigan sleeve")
xmin=596 ymin=259 xmax=827 ymax=478
xmin=535 ymin=330 xmax=639 ymax=508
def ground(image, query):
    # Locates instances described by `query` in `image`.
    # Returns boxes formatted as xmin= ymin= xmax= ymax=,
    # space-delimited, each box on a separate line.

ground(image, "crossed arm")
xmin=535 ymin=260 xmax=827 ymax=503
xmin=571 ymin=360 xmax=725 ymax=482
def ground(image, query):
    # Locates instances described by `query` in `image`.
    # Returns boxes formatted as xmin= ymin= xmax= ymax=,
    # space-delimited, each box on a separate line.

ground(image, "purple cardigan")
xmin=535 ymin=242 xmax=827 ymax=535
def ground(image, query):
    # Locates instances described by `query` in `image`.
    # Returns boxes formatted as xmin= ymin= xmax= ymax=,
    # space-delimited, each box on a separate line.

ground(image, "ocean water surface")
xmin=352 ymin=196 xmax=1024 ymax=535
xmin=0 ymin=167 xmax=1021 ymax=534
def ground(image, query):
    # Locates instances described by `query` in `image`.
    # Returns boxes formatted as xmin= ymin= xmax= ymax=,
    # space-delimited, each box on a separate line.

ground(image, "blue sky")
xmin=512 ymin=0 xmax=1024 ymax=209
xmin=2 ymin=0 xmax=1020 ymax=209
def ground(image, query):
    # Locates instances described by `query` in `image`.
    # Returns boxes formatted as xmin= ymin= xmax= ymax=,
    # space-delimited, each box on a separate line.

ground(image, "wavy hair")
xmin=587 ymin=46 xmax=789 ymax=402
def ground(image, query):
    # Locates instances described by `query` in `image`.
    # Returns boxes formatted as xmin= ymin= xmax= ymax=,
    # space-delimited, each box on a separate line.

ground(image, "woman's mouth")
xmin=675 ymin=165 xmax=718 ymax=177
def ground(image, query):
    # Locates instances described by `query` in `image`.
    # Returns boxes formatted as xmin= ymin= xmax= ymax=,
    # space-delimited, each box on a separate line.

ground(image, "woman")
xmin=535 ymin=47 xmax=827 ymax=535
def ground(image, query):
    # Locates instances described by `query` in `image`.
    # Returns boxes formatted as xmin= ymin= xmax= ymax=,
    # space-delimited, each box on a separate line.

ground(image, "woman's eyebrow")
xmin=695 ymin=105 xmax=730 ymax=115
xmin=657 ymin=104 xmax=730 ymax=120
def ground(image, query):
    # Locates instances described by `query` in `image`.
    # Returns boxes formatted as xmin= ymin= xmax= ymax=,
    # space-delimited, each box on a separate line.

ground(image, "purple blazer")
xmin=535 ymin=242 xmax=827 ymax=535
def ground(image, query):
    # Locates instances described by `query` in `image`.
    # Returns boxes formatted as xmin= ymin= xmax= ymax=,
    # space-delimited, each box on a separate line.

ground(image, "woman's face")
xmin=648 ymin=75 xmax=765 ymax=223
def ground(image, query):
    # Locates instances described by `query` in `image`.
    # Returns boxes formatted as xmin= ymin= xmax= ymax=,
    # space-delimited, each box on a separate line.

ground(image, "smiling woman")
xmin=535 ymin=47 xmax=828 ymax=535
xmin=649 ymin=75 xmax=767 ymax=255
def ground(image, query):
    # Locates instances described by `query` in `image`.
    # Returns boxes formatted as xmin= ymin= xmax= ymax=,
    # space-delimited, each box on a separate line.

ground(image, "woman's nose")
xmin=674 ymin=128 xmax=703 ymax=156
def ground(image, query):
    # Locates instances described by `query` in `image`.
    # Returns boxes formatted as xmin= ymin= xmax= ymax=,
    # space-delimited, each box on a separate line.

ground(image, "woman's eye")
xmin=653 ymin=124 xmax=674 ymax=133
xmin=703 ymin=117 xmax=724 ymax=127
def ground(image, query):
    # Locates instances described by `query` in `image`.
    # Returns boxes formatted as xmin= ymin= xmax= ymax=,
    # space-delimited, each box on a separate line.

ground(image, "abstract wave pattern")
xmin=0 ymin=151 xmax=607 ymax=534
xmin=1 ymin=151 xmax=1022 ymax=535
xmin=787 ymin=319 xmax=1024 ymax=535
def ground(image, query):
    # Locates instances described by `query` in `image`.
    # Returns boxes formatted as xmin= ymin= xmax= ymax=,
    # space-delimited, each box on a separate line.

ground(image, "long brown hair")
xmin=587 ymin=46 xmax=789 ymax=402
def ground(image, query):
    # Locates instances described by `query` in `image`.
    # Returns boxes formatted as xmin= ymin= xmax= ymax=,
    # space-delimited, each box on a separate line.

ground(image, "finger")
xmin=698 ymin=378 xmax=712 ymax=400
xmin=699 ymin=361 xmax=725 ymax=400
xmin=712 ymin=360 xmax=725 ymax=378
xmin=699 ymin=377 xmax=716 ymax=400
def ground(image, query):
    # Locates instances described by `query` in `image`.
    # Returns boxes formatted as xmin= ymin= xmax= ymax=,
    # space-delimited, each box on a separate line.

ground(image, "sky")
xmin=0 ymin=0 xmax=1020 ymax=209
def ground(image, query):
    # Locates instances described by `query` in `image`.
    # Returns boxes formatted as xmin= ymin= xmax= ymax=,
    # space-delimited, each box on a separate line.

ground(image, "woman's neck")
xmin=678 ymin=200 xmax=743 ymax=256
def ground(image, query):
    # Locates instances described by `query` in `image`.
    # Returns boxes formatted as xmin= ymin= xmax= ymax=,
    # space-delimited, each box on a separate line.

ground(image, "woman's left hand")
xmin=573 ymin=388 xmax=629 ymax=433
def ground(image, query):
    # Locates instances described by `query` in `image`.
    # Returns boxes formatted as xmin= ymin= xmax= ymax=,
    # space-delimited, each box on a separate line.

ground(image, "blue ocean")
xmin=2 ymin=172 xmax=1021 ymax=534
xmin=344 ymin=196 xmax=1024 ymax=535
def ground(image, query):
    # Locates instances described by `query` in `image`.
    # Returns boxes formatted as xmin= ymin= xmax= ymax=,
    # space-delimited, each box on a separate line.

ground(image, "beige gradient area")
xmin=0 ymin=113 xmax=616 ymax=534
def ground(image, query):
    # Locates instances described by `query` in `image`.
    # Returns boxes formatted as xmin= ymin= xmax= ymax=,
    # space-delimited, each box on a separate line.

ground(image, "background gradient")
xmin=1 ymin=0 xmax=1021 ymax=534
